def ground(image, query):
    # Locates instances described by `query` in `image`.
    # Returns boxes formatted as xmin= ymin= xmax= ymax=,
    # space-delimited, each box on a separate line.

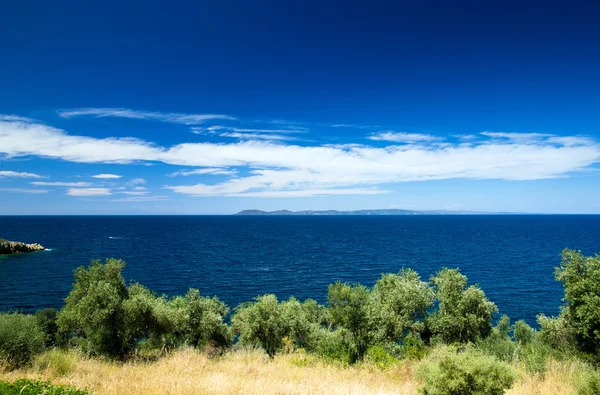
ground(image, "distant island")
xmin=234 ymin=209 xmax=515 ymax=216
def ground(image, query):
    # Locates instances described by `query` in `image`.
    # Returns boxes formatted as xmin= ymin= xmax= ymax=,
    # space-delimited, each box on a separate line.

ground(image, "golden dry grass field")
xmin=0 ymin=348 xmax=586 ymax=394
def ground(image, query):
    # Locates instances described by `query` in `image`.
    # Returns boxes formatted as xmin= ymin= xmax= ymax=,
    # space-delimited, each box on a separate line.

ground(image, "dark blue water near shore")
xmin=1 ymin=215 xmax=599 ymax=325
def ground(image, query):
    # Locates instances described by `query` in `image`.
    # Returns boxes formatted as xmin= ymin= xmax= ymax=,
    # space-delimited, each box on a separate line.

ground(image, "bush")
xmin=314 ymin=328 xmax=352 ymax=364
xmin=57 ymin=259 xmax=131 ymax=358
xmin=514 ymin=319 xmax=535 ymax=345
xmin=477 ymin=335 xmax=517 ymax=364
xmin=579 ymin=370 xmax=600 ymax=395
xmin=402 ymin=332 xmax=429 ymax=360
xmin=327 ymin=281 xmax=374 ymax=362
xmin=0 ymin=379 xmax=89 ymax=395
xmin=427 ymin=268 xmax=498 ymax=345
xmin=553 ymin=249 xmax=600 ymax=356
xmin=231 ymin=294 xmax=286 ymax=356
xmin=369 ymin=269 xmax=434 ymax=344
xmin=0 ymin=313 xmax=45 ymax=369
xmin=35 ymin=308 xmax=59 ymax=347
xmin=364 ymin=345 xmax=398 ymax=369
xmin=34 ymin=349 xmax=79 ymax=376
xmin=417 ymin=346 xmax=518 ymax=395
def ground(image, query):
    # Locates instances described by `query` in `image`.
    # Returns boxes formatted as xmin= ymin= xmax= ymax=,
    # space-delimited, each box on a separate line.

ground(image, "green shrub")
xmin=427 ymin=268 xmax=498 ymax=345
xmin=327 ymin=281 xmax=374 ymax=362
xmin=516 ymin=338 xmax=566 ymax=375
xmin=402 ymin=332 xmax=429 ymax=360
xmin=368 ymin=269 xmax=434 ymax=344
xmin=314 ymin=328 xmax=352 ymax=364
xmin=231 ymin=294 xmax=286 ymax=356
xmin=364 ymin=345 xmax=398 ymax=369
xmin=34 ymin=349 xmax=79 ymax=376
xmin=579 ymin=370 xmax=600 ymax=395
xmin=553 ymin=249 xmax=600 ymax=356
xmin=57 ymin=258 xmax=131 ymax=358
xmin=0 ymin=313 xmax=45 ymax=369
xmin=0 ymin=379 xmax=89 ymax=395
xmin=417 ymin=346 xmax=518 ymax=395
xmin=514 ymin=320 xmax=534 ymax=345
xmin=476 ymin=335 xmax=517 ymax=364
xmin=35 ymin=308 xmax=59 ymax=347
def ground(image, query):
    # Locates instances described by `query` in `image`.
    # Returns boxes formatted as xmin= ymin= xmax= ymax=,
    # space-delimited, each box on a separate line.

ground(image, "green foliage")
xmin=369 ymin=269 xmax=435 ymax=343
xmin=327 ymin=281 xmax=373 ymax=362
xmin=402 ymin=332 xmax=429 ymax=360
xmin=427 ymin=268 xmax=498 ymax=345
xmin=181 ymin=288 xmax=232 ymax=349
xmin=232 ymin=294 xmax=287 ymax=356
xmin=514 ymin=319 xmax=534 ymax=345
xmin=477 ymin=335 xmax=517 ymax=364
xmin=0 ymin=313 xmax=45 ymax=369
xmin=313 ymin=328 xmax=352 ymax=364
xmin=0 ymin=379 xmax=89 ymax=395
xmin=538 ymin=313 xmax=578 ymax=353
xmin=364 ymin=345 xmax=398 ymax=369
xmin=35 ymin=308 xmax=59 ymax=347
xmin=57 ymin=258 xmax=131 ymax=358
xmin=417 ymin=346 xmax=518 ymax=395
xmin=554 ymin=249 xmax=600 ymax=355
xmin=34 ymin=349 xmax=79 ymax=376
xmin=579 ymin=370 xmax=600 ymax=395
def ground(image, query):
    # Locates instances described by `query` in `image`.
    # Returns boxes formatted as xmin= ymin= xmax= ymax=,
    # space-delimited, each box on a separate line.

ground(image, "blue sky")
xmin=1 ymin=0 xmax=600 ymax=214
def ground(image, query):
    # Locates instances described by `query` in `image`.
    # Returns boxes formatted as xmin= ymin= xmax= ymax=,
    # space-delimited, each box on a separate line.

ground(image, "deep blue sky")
xmin=1 ymin=0 xmax=600 ymax=214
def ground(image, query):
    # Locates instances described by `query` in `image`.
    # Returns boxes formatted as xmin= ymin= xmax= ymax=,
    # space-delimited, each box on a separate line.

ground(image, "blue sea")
xmin=1 ymin=215 xmax=599 ymax=325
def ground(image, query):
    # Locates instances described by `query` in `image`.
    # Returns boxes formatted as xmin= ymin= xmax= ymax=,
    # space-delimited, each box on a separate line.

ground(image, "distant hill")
xmin=234 ymin=209 xmax=512 ymax=216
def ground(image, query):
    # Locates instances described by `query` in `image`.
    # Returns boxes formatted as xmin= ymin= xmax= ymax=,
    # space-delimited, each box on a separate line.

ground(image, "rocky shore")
xmin=0 ymin=238 xmax=45 ymax=255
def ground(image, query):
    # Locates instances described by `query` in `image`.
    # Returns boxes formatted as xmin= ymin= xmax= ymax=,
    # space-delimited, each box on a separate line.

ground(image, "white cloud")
xmin=66 ymin=188 xmax=112 ymax=196
xmin=31 ymin=181 xmax=93 ymax=187
xmin=129 ymin=178 xmax=146 ymax=185
xmin=169 ymin=168 xmax=237 ymax=177
xmin=368 ymin=131 xmax=442 ymax=143
xmin=0 ymin=188 xmax=49 ymax=194
xmin=218 ymin=132 xmax=295 ymax=141
xmin=2 ymin=117 xmax=600 ymax=198
xmin=0 ymin=170 xmax=44 ymax=178
xmin=92 ymin=173 xmax=122 ymax=179
xmin=119 ymin=191 xmax=149 ymax=195
xmin=111 ymin=195 xmax=169 ymax=202
xmin=58 ymin=108 xmax=235 ymax=125
xmin=0 ymin=115 xmax=34 ymax=122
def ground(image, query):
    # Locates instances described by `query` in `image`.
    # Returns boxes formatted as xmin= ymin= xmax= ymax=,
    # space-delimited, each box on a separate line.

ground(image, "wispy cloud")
xmin=58 ymin=108 xmax=236 ymax=125
xmin=0 ymin=170 xmax=44 ymax=178
xmin=192 ymin=126 xmax=301 ymax=141
xmin=169 ymin=168 xmax=237 ymax=177
xmin=31 ymin=181 xmax=93 ymax=187
xmin=368 ymin=131 xmax=443 ymax=143
xmin=110 ymin=195 xmax=169 ymax=202
xmin=0 ymin=115 xmax=35 ymax=122
xmin=66 ymin=188 xmax=112 ymax=196
xmin=2 ymin=117 xmax=600 ymax=198
xmin=92 ymin=173 xmax=121 ymax=179
xmin=0 ymin=188 xmax=49 ymax=194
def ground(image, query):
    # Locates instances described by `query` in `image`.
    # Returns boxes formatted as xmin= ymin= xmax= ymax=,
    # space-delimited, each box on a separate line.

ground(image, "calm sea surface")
xmin=1 ymin=215 xmax=599 ymax=325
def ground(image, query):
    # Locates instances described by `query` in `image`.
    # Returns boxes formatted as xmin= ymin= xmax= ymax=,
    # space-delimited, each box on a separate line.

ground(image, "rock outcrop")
xmin=0 ymin=238 xmax=45 ymax=255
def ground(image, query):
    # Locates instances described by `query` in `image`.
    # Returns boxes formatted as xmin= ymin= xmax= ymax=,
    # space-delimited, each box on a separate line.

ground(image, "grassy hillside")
xmin=0 ymin=348 xmax=589 ymax=395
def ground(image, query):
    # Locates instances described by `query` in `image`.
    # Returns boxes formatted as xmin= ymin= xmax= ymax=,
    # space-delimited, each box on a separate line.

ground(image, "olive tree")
xmin=550 ymin=249 xmax=600 ymax=355
xmin=57 ymin=259 xmax=131 ymax=358
xmin=427 ymin=268 xmax=497 ymax=344
xmin=368 ymin=269 xmax=435 ymax=344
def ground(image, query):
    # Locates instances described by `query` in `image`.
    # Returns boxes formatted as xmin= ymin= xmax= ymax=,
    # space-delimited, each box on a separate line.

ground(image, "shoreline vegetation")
xmin=1 ymin=249 xmax=600 ymax=394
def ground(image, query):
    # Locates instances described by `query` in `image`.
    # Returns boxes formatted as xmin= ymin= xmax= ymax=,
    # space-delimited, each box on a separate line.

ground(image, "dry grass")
xmin=0 ymin=348 xmax=584 ymax=394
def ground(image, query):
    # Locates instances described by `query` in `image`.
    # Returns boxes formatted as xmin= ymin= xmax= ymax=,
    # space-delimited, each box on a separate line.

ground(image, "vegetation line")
xmin=1 ymin=249 xmax=600 ymax=394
